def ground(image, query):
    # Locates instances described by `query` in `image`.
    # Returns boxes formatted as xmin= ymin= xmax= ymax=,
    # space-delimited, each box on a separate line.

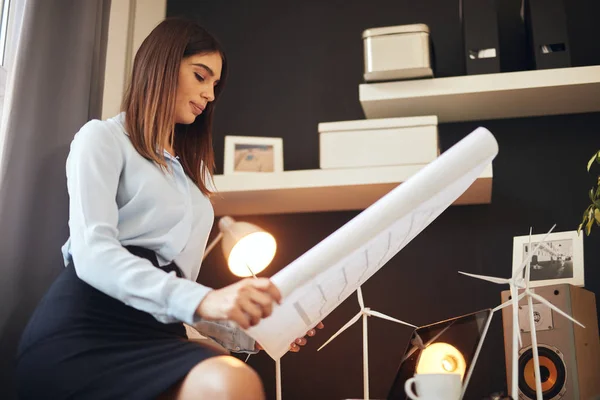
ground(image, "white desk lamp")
xmin=202 ymin=216 xmax=283 ymax=399
xmin=203 ymin=216 xmax=277 ymax=277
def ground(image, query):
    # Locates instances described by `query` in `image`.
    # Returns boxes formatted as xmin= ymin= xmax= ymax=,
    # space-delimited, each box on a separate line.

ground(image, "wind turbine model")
xmin=459 ymin=226 xmax=585 ymax=400
xmin=317 ymin=286 xmax=416 ymax=400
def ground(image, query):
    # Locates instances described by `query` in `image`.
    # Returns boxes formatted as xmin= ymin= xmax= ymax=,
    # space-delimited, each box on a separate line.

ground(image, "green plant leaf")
xmin=595 ymin=185 xmax=600 ymax=200
xmin=582 ymin=205 xmax=593 ymax=219
xmin=590 ymin=188 xmax=595 ymax=202
xmin=595 ymin=208 xmax=600 ymax=224
xmin=588 ymin=152 xmax=597 ymax=171
xmin=580 ymin=210 xmax=589 ymax=235
xmin=586 ymin=216 xmax=594 ymax=235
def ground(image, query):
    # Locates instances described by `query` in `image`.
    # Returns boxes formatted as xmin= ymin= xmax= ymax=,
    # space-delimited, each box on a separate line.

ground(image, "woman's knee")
xmin=173 ymin=355 xmax=265 ymax=400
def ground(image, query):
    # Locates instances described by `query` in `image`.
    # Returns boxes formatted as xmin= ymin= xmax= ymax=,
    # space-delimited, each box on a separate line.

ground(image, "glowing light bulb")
xmin=442 ymin=355 xmax=458 ymax=372
xmin=416 ymin=342 xmax=467 ymax=379
xmin=228 ymin=231 xmax=276 ymax=277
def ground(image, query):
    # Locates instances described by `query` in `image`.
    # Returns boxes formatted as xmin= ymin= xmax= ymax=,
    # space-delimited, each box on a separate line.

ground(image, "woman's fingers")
xmin=195 ymin=278 xmax=282 ymax=327
xmin=294 ymin=337 xmax=307 ymax=346
xmin=288 ymin=337 xmax=307 ymax=352
xmin=229 ymin=307 xmax=252 ymax=330
xmin=247 ymin=288 xmax=274 ymax=318
xmin=249 ymin=278 xmax=282 ymax=304
xmin=239 ymin=297 xmax=263 ymax=327
xmin=233 ymin=281 xmax=281 ymax=328
xmin=307 ymin=321 xmax=324 ymax=336
xmin=288 ymin=321 xmax=325 ymax=353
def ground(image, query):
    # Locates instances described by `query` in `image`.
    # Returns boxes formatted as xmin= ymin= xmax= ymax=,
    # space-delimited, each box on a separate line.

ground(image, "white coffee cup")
xmin=404 ymin=373 xmax=462 ymax=400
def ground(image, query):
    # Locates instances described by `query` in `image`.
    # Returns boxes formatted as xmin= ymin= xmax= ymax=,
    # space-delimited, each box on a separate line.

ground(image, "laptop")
xmin=386 ymin=309 xmax=493 ymax=400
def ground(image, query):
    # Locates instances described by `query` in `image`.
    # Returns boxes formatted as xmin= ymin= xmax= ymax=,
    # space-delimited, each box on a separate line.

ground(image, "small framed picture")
xmin=224 ymin=136 xmax=283 ymax=174
xmin=512 ymin=230 xmax=584 ymax=288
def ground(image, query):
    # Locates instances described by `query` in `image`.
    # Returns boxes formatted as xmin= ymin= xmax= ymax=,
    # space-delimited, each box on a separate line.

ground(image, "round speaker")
xmin=518 ymin=345 xmax=567 ymax=399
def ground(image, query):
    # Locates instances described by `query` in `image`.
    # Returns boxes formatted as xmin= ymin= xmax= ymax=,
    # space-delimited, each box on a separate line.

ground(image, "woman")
xmin=16 ymin=18 xmax=320 ymax=400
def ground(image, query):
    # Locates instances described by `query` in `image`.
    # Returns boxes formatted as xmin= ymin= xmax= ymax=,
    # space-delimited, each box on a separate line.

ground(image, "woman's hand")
xmin=289 ymin=321 xmax=325 ymax=352
xmin=196 ymin=278 xmax=282 ymax=329
xmin=255 ymin=321 xmax=325 ymax=353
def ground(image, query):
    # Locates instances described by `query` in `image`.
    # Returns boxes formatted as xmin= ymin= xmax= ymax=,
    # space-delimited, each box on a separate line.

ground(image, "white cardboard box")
xmin=319 ymin=116 xmax=438 ymax=169
xmin=363 ymin=24 xmax=433 ymax=82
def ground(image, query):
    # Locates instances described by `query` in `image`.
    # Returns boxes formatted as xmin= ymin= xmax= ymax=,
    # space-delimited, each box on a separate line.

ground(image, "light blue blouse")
xmin=61 ymin=113 xmax=255 ymax=352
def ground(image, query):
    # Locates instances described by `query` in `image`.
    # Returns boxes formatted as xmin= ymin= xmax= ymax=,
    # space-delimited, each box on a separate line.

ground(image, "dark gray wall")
xmin=168 ymin=1 xmax=600 ymax=399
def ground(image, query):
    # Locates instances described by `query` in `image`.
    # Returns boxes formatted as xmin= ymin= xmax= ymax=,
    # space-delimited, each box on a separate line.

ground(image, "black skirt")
xmin=16 ymin=246 xmax=220 ymax=400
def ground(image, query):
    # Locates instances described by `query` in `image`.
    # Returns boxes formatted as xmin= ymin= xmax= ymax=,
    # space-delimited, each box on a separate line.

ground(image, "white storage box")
xmin=363 ymin=24 xmax=433 ymax=82
xmin=319 ymin=116 xmax=438 ymax=169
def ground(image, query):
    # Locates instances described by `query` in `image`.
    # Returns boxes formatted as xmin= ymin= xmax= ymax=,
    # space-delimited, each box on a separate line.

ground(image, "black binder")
xmin=524 ymin=0 xmax=571 ymax=69
xmin=462 ymin=0 xmax=501 ymax=75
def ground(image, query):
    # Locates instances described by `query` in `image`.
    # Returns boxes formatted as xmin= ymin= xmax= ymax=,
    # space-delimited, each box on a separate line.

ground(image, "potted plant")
xmin=579 ymin=150 xmax=600 ymax=235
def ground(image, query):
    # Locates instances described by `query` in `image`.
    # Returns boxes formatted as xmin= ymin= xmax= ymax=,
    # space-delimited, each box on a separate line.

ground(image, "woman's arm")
xmin=66 ymin=120 xmax=210 ymax=325
xmin=67 ymin=120 xmax=281 ymax=331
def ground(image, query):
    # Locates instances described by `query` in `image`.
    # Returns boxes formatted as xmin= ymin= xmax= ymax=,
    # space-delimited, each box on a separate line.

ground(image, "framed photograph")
xmin=224 ymin=136 xmax=283 ymax=174
xmin=512 ymin=230 xmax=584 ymax=288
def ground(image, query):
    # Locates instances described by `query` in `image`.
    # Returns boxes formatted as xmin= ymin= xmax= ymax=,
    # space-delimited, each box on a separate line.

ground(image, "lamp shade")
xmin=218 ymin=216 xmax=277 ymax=277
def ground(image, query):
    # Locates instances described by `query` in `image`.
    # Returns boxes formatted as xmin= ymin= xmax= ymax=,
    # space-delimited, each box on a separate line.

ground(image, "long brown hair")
xmin=122 ymin=18 xmax=227 ymax=195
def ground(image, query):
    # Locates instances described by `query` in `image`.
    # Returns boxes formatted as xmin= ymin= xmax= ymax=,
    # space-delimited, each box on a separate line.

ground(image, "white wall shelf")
xmin=359 ymin=66 xmax=600 ymax=123
xmin=211 ymin=164 xmax=493 ymax=216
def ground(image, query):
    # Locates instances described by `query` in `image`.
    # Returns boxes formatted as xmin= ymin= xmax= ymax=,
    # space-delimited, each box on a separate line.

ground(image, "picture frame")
xmin=512 ymin=230 xmax=584 ymax=288
xmin=224 ymin=136 xmax=284 ymax=174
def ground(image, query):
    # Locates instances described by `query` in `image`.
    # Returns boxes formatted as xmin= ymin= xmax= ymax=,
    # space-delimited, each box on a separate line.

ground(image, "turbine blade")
xmin=357 ymin=287 xmax=364 ymax=309
xmin=510 ymin=285 xmax=520 ymax=330
xmin=513 ymin=225 xmax=556 ymax=280
xmin=493 ymin=298 xmax=514 ymax=312
xmin=525 ymin=228 xmax=533 ymax=285
xmin=529 ymin=292 xmax=585 ymax=328
xmin=317 ymin=312 xmax=363 ymax=351
xmin=458 ymin=271 xmax=509 ymax=284
xmin=368 ymin=310 xmax=417 ymax=328
xmin=493 ymin=292 xmax=525 ymax=312
xmin=507 ymin=285 xmax=524 ymax=348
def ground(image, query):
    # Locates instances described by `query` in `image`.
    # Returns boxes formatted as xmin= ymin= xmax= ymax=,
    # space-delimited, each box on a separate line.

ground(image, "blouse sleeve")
xmin=66 ymin=120 xmax=211 ymax=325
